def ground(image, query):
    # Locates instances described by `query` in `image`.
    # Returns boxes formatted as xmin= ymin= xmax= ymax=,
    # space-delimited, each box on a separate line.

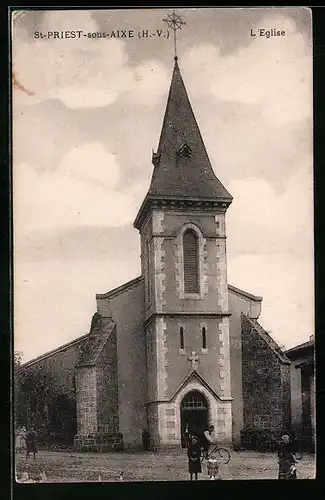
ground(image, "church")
xmin=19 ymin=56 xmax=292 ymax=452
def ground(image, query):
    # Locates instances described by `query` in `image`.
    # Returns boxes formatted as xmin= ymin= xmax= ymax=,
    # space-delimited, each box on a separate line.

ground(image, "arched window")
xmin=180 ymin=327 xmax=185 ymax=350
xmin=202 ymin=327 xmax=207 ymax=349
xmin=181 ymin=391 xmax=208 ymax=409
xmin=183 ymin=229 xmax=199 ymax=294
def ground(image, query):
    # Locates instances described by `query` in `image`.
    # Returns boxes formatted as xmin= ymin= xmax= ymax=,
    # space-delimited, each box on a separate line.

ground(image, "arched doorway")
xmin=180 ymin=390 xmax=209 ymax=448
xmin=50 ymin=395 xmax=77 ymax=446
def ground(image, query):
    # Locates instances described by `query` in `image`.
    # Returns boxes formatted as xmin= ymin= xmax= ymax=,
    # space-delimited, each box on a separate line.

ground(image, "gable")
xmin=76 ymin=315 xmax=116 ymax=367
xmin=169 ymin=370 xmax=232 ymax=403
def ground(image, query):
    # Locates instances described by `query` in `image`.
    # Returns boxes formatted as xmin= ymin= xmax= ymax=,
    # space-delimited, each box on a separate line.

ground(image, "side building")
xmin=285 ymin=337 xmax=315 ymax=452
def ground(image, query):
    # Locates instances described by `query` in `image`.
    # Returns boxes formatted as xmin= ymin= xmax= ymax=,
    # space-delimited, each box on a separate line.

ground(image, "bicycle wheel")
xmin=216 ymin=447 xmax=231 ymax=464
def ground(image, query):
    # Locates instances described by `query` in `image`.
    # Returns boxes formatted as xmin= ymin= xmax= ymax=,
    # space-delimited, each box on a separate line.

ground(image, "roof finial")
xmin=163 ymin=10 xmax=186 ymax=62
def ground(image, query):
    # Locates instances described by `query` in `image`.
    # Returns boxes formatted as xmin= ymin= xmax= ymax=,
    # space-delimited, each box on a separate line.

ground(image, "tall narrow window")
xmin=180 ymin=327 xmax=184 ymax=350
xmin=183 ymin=229 xmax=199 ymax=294
xmin=202 ymin=327 xmax=207 ymax=349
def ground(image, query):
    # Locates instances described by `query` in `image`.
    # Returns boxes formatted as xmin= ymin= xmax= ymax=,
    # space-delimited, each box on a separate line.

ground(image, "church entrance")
xmin=180 ymin=391 xmax=209 ymax=448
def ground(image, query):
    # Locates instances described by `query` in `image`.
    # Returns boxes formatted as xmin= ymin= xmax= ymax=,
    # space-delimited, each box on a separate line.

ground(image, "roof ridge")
xmin=284 ymin=339 xmax=315 ymax=354
xmin=21 ymin=333 xmax=88 ymax=368
xmin=228 ymin=284 xmax=263 ymax=302
xmin=96 ymin=276 xmax=143 ymax=300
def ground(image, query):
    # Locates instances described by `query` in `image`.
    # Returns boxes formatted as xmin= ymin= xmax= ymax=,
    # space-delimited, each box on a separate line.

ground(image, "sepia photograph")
xmin=11 ymin=7 xmax=315 ymax=482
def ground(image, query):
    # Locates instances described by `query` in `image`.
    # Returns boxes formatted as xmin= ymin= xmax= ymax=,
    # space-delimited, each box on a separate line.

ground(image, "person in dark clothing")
xmin=187 ymin=435 xmax=202 ymax=480
xmin=183 ymin=423 xmax=190 ymax=449
xmin=142 ymin=429 xmax=150 ymax=450
xmin=25 ymin=428 xmax=37 ymax=459
xmin=193 ymin=424 xmax=215 ymax=458
xmin=277 ymin=434 xmax=297 ymax=479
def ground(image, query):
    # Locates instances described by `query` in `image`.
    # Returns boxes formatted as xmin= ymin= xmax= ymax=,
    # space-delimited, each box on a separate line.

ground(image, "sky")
xmin=12 ymin=8 xmax=314 ymax=362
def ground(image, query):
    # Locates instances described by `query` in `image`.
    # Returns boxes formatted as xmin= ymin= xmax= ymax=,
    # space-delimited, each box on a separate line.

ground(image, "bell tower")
xmin=134 ymin=57 xmax=233 ymax=448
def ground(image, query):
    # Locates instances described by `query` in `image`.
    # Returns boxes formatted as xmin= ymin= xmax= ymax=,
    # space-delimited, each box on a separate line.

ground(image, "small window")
xmin=202 ymin=327 xmax=207 ymax=349
xmin=180 ymin=327 xmax=184 ymax=350
xmin=178 ymin=143 xmax=192 ymax=158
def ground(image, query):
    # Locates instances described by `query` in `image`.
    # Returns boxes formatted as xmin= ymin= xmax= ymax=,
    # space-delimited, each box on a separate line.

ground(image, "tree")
xmin=14 ymin=357 xmax=77 ymax=444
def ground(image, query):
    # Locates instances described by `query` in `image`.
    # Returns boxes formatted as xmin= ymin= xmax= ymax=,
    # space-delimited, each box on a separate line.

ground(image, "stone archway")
xmin=180 ymin=390 xmax=209 ymax=447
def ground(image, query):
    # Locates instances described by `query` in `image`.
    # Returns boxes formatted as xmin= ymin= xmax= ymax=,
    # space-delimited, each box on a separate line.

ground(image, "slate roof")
xmin=96 ymin=275 xmax=261 ymax=304
xmin=242 ymin=314 xmax=291 ymax=365
xmin=76 ymin=314 xmax=116 ymax=367
xmin=22 ymin=334 xmax=88 ymax=369
xmin=228 ymin=284 xmax=262 ymax=302
xmin=284 ymin=338 xmax=315 ymax=356
xmin=134 ymin=58 xmax=232 ymax=228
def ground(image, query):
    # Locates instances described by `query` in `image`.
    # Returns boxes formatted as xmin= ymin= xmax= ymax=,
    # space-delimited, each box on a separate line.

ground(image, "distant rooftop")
xmin=285 ymin=337 xmax=315 ymax=356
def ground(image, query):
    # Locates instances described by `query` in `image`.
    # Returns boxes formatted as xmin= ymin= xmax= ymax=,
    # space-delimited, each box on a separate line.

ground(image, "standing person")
xmin=199 ymin=425 xmax=215 ymax=459
xmin=187 ymin=435 xmax=202 ymax=480
xmin=25 ymin=427 xmax=38 ymax=459
xmin=15 ymin=426 xmax=26 ymax=454
xmin=142 ymin=429 xmax=150 ymax=450
xmin=277 ymin=434 xmax=297 ymax=480
xmin=183 ymin=423 xmax=190 ymax=449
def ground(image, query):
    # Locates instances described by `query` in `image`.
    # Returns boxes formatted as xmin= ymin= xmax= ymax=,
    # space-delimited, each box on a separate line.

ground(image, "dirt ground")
xmin=15 ymin=449 xmax=316 ymax=483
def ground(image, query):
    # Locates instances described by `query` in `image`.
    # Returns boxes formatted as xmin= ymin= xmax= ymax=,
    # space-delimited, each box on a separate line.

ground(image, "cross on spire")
xmin=188 ymin=351 xmax=199 ymax=370
xmin=163 ymin=10 xmax=186 ymax=60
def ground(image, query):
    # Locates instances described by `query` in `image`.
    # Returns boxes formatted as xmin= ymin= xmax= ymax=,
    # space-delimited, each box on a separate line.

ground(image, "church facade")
xmin=19 ymin=58 xmax=292 ymax=451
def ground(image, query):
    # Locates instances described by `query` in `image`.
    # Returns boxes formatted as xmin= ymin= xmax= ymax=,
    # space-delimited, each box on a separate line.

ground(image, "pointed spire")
xmin=149 ymin=59 xmax=232 ymax=201
xmin=134 ymin=59 xmax=232 ymax=229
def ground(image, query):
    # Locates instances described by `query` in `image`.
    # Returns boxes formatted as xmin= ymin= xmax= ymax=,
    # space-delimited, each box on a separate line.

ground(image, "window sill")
xmin=201 ymin=348 xmax=208 ymax=354
xmin=179 ymin=349 xmax=187 ymax=355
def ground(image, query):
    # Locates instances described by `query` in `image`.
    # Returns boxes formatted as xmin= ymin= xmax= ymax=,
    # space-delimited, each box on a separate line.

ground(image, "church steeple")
xmin=134 ymin=58 xmax=232 ymax=230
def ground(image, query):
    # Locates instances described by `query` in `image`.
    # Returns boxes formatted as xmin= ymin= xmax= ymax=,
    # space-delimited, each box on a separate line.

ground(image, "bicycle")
xmin=200 ymin=444 xmax=231 ymax=464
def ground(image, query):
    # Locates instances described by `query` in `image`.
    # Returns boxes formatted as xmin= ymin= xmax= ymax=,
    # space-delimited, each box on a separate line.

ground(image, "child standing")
xmin=207 ymin=455 xmax=221 ymax=480
xmin=187 ymin=435 xmax=202 ymax=480
xmin=277 ymin=434 xmax=297 ymax=480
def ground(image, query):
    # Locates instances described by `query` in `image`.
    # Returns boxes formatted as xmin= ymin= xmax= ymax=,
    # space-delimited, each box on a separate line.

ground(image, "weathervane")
xmin=162 ymin=10 xmax=186 ymax=60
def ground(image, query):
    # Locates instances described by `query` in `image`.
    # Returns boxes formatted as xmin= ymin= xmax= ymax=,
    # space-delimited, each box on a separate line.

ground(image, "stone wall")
xmin=75 ymin=366 xmax=97 ymax=436
xmin=241 ymin=315 xmax=290 ymax=448
xmin=21 ymin=336 xmax=87 ymax=399
xmin=281 ymin=363 xmax=292 ymax=431
xmin=19 ymin=336 xmax=87 ymax=438
xmin=74 ymin=324 xmax=121 ymax=453
xmin=228 ymin=288 xmax=262 ymax=447
xmin=108 ymin=280 xmax=147 ymax=448
xmin=96 ymin=326 xmax=119 ymax=434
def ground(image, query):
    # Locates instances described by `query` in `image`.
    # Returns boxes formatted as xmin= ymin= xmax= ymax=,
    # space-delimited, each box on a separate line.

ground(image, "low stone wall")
xmin=74 ymin=432 xmax=124 ymax=453
xmin=240 ymin=428 xmax=280 ymax=451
